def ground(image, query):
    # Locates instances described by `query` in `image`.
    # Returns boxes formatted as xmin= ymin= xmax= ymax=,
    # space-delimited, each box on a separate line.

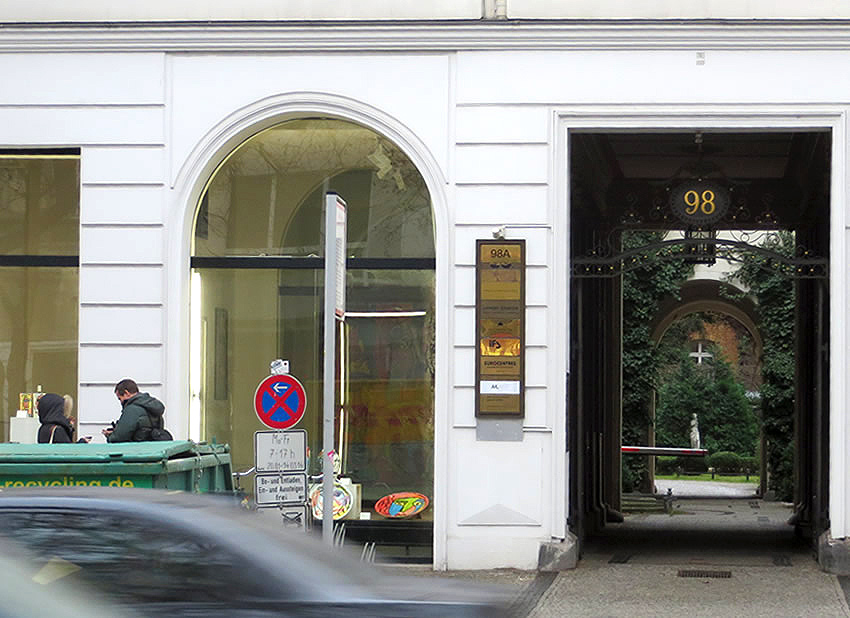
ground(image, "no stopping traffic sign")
xmin=254 ymin=374 xmax=307 ymax=430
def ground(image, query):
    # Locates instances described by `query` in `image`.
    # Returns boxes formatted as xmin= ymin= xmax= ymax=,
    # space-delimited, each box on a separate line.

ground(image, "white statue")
xmin=689 ymin=413 xmax=701 ymax=450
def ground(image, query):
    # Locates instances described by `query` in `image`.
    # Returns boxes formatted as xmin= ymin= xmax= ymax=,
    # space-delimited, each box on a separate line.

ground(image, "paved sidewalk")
xmin=411 ymin=492 xmax=850 ymax=617
xmin=528 ymin=560 xmax=849 ymax=617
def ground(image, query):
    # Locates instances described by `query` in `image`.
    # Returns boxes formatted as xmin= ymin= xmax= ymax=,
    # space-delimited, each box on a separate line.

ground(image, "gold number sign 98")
xmin=670 ymin=181 xmax=729 ymax=225
xmin=683 ymin=189 xmax=716 ymax=215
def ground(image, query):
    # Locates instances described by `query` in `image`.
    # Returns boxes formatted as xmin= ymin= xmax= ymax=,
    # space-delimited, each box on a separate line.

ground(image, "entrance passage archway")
xmin=651 ymin=293 xmax=764 ymax=496
xmin=190 ymin=117 xmax=436 ymax=562
xmin=568 ymin=130 xmax=831 ymax=564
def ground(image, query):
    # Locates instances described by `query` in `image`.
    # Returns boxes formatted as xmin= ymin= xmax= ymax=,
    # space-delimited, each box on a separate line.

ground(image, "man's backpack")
xmin=150 ymin=426 xmax=174 ymax=441
xmin=147 ymin=412 xmax=173 ymax=441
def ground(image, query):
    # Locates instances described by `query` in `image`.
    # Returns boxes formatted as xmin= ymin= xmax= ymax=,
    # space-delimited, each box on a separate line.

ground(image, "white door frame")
xmin=556 ymin=106 xmax=848 ymax=539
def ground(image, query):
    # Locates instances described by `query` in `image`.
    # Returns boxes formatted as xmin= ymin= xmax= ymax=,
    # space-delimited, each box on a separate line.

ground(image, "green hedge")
xmin=656 ymin=456 xmax=678 ymax=475
xmin=740 ymin=456 xmax=758 ymax=473
xmin=678 ymin=455 xmax=708 ymax=473
xmin=707 ymin=451 xmax=741 ymax=473
xmin=705 ymin=452 xmax=759 ymax=474
xmin=655 ymin=455 xmax=707 ymax=475
xmin=657 ymin=452 xmax=760 ymax=476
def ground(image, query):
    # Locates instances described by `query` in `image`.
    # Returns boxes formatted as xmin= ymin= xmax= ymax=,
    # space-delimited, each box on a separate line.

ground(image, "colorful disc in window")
xmin=374 ymin=492 xmax=429 ymax=518
xmin=309 ymin=483 xmax=353 ymax=521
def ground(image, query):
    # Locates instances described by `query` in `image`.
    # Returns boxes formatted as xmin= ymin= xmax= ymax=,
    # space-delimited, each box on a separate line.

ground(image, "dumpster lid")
xmin=0 ymin=441 xmax=228 ymax=464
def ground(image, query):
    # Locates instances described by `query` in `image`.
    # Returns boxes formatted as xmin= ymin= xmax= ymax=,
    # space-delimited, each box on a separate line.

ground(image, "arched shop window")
xmin=191 ymin=118 xmax=435 ymax=544
xmin=0 ymin=151 xmax=80 ymax=441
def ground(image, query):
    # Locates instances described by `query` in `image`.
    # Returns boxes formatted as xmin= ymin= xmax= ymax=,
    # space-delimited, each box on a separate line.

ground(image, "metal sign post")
xmin=322 ymin=193 xmax=346 ymax=545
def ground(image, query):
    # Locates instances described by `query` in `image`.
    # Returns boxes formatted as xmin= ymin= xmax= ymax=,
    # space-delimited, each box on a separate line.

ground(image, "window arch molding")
xmin=167 ymin=92 xmax=450 ymax=566
xmin=173 ymin=91 xmax=449 ymax=238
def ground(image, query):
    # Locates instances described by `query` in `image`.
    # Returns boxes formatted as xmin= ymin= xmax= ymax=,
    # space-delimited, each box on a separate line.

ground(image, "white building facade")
xmin=3 ymin=1 xmax=850 ymax=571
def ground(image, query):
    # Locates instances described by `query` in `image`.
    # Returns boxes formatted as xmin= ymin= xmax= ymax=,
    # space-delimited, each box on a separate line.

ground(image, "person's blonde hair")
xmin=63 ymin=394 xmax=74 ymax=417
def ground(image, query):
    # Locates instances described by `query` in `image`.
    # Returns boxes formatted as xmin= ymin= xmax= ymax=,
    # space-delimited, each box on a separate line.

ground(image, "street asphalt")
xmin=402 ymin=480 xmax=850 ymax=617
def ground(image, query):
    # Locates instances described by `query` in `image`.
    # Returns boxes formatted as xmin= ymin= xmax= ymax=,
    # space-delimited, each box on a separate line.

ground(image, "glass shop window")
xmin=0 ymin=152 xmax=79 ymax=441
xmin=190 ymin=119 xmax=435 ymax=545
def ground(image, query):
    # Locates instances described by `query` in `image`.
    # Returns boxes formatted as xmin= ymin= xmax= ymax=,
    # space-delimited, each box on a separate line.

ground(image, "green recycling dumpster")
xmin=0 ymin=441 xmax=233 ymax=493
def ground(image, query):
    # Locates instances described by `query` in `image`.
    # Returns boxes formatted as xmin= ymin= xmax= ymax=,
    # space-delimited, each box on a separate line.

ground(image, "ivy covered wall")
xmin=621 ymin=231 xmax=692 ymax=492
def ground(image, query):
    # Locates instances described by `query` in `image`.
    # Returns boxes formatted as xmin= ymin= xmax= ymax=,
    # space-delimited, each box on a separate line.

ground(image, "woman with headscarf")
xmin=37 ymin=393 xmax=75 ymax=443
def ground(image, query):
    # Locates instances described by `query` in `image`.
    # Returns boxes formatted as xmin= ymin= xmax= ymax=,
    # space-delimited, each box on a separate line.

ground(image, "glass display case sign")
xmin=476 ymin=240 xmax=525 ymax=417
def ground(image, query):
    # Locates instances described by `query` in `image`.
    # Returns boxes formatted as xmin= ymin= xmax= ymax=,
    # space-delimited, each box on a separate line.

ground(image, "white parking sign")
xmin=254 ymin=473 xmax=308 ymax=506
xmin=254 ymin=429 xmax=307 ymax=473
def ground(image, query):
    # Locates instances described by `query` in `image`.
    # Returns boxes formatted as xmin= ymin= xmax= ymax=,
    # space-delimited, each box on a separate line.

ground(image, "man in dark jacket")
xmin=103 ymin=379 xmax=166 ymax=442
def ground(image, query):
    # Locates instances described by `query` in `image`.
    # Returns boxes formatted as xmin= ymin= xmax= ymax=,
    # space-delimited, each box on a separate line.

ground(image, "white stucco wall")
xmin=2 ymin=20 xmax=850 ymax=568
xmin=4 ymin=0 xmax=850 ymax=21
xmin=0 ymin=0 xmax=481 ymax=21
xmin=511 ymin=0 xmax=850 ymax=19
xmin=0 ymin=52 xmax=170 ymax=436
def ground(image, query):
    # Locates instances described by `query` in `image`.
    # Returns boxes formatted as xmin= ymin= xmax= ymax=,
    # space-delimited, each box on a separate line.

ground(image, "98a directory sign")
xmin=476 ymin=239 xmax=525 ymax=417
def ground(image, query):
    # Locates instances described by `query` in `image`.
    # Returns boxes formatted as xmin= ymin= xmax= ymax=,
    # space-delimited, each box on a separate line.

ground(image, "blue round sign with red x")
xmin=253 ymin=374 xmax=307 ymax=430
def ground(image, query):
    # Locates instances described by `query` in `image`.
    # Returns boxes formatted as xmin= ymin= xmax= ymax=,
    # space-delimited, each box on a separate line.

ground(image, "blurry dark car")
xmin=0 ymin=488 xmax=511 ymax=617
xmin=0 ymin=540 xmax=140 ymax=618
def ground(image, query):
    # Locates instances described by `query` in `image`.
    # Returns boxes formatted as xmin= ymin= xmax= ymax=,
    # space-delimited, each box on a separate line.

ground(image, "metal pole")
xmin=322 ymin=194 xmax=336 ymax=546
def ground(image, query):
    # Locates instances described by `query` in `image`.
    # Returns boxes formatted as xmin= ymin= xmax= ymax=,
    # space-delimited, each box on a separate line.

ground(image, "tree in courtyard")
xmin=655 ymin=351 xmax=758 ymax=456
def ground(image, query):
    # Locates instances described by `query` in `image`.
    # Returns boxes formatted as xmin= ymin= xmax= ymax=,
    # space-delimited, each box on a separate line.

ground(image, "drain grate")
xmin=678 ymin=569 xmax=732 ymax=579
xmin=609 ymin=554 xmax=632 ymax=564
